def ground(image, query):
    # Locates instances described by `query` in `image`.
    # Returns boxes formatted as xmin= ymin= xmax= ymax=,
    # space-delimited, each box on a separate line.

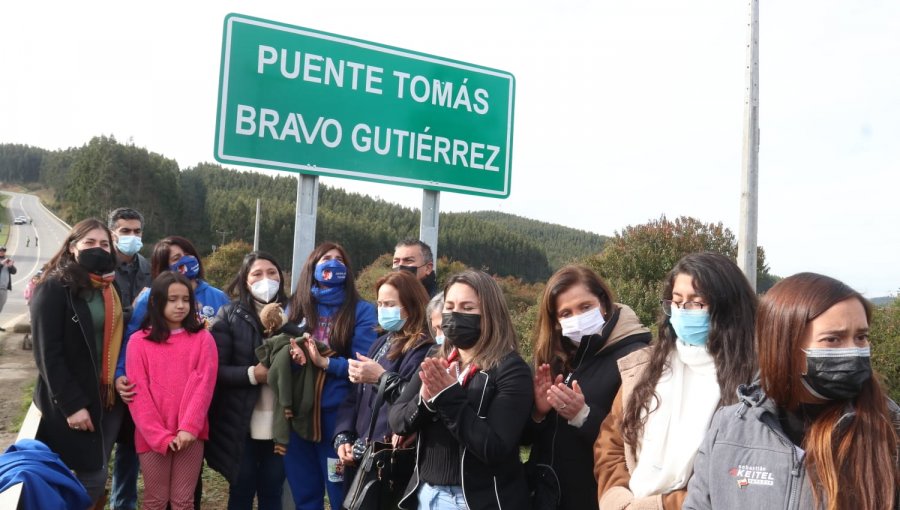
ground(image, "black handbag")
xmin=342 ymin=376 xmax=416 ymax=510
xmin=525 ymin=461 xmax=561 ymax=510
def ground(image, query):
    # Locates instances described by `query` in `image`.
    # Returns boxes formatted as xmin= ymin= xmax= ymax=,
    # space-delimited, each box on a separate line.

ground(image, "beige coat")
xmin=592 ymin=348 xmax=688 ymax=510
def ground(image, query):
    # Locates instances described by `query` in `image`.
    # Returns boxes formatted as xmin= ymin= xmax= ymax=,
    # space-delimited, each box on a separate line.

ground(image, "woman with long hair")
xmin=30 ymin=218 xmax=125 ymax=508
xmin=526 ymin=265 xmax=651 ymax=510
xmin=334 ymin=270 xmax=434 ymax=493
xmin=594 ymin=252 xmax=758 ymax=509
xmin=684 ymin=273 xmax=899 ymax=510
xmin=283 ymin=241 xmax=377 ymax=510
xmin=388 ymin=270 xmax=534 ymax=509
xmin=207 ymin=251 xmax=290 ymax=509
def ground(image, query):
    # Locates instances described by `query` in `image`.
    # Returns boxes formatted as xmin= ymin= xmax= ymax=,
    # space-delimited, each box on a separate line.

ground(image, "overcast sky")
xmin=1 ymin=1 xmax=898 ymax=296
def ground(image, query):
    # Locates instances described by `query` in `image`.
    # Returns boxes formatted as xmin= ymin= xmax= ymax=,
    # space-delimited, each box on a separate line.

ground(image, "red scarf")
xmin=447 ymin=348 xmax=479 ymax=387
xmin=89 ymin=272 xmax=123 ymax=408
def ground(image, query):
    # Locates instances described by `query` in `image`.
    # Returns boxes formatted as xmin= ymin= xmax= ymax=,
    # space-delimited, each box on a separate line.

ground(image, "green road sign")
xmin=215 ymin=14 xmax=516 ymax=198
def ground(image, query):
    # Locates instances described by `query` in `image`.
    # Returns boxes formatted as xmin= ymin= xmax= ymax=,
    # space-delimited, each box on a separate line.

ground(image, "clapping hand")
xmin=419 ymin=357 xmax=457 ymax=402
xmin=533 ymin=364 xmax=561 ymax=420
xmin=547 ymin=380 xmax=586 ymax=421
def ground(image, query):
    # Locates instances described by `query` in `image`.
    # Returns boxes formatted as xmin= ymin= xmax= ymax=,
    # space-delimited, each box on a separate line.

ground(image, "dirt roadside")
xmin=0 ymin=329 xmax=37 ymax=450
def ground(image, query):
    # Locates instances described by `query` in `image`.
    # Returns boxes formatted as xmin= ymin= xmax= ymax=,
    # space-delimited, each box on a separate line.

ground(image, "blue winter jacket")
xmin=307 ymin=300 xmax=377 ymax=411
xmin=0 ymin=439 xmax=92 ymax=510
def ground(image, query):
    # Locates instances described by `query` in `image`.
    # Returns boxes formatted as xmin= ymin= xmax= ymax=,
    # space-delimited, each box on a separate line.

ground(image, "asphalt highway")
xmin=1 ymin=191 xmax=71 ymax=330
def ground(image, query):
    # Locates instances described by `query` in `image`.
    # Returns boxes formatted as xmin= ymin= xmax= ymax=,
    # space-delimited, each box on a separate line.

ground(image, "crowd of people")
xmin=22 ymin=209 xmax=899 ymax=510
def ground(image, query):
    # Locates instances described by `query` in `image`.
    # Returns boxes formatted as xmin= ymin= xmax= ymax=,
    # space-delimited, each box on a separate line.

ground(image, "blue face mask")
xmin=434 ymin=334 xmax=445 ymax=345
xmin=170 ymin=255 xmax=200 ymax=280
xmin=314 ymin=259 xmax=347 ymax=287
xmin=378 ymin=306 xmax=406 ymax=332
xmin=669 ymin=307 xmax=710 ymax=346
xmin=116 ymin=235 xmax=143 ymax=256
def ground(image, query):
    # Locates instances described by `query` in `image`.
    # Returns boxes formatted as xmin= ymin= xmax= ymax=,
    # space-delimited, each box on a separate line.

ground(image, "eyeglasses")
xmin=660 ymin=299 xmax=706 ymax=316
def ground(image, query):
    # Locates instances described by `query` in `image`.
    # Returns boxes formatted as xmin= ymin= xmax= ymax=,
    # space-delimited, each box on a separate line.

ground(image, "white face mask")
xmin=250 ymin=278 xmax=280 ymax=303
xmin=559 ymin=307 xmax=606 ymax=344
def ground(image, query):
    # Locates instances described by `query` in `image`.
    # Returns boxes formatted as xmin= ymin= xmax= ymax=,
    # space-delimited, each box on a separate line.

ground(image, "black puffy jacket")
xmin=206 ymin=301 xmax=266 ymax=483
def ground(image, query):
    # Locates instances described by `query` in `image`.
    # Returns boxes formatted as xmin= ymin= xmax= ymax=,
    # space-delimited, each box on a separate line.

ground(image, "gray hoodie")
xmin=683 ymin=384 xmax=900 ymax=510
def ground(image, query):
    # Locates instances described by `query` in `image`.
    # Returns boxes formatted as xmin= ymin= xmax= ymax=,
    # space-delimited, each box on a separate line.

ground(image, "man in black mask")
xmin=392 ymin=238 xmax=438 ymax=297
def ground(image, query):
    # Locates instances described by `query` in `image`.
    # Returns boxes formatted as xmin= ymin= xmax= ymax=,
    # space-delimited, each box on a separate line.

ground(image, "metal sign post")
xmin=215 ymin=14 xmax=517 ymax=278
xmin=291 ymin=174 xmax=319 ymax=293
xmin=420 ymin=189 xmax=440 ymax=262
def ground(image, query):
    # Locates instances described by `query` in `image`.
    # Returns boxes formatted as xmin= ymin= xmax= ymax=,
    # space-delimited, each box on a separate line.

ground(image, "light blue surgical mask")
xmin=434 ymin=334 xmax=445 ymax=345
xmin=116 ymin=235 xmax=143 ymax=256
xmin=670 ymin=307 xmax=710 ymax=346
xmin=378 ymin=306 xmax=406 ymax=332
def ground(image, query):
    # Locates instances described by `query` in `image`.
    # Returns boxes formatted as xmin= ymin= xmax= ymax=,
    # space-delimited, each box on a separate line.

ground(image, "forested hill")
xmin=467 ymin=211 xmax=607 ymax=269
xmin=0 ymin=139 xmax=606 ymax=281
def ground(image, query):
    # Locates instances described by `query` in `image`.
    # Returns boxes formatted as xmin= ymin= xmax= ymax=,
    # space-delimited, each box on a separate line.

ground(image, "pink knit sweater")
xmin=125 ymin=328 xmax=218 ymax=455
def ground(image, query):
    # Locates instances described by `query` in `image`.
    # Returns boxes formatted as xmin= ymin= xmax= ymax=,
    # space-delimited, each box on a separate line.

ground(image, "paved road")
xmin=0 ymin=191 xmax=71 ymax=330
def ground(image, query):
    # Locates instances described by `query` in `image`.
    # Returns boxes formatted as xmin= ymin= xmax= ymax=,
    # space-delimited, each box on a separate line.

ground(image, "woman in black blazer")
xmin=31 ymin=218 xmax=125 ymax=507
xmin=389 ymin=270 xmax=533 ymax=510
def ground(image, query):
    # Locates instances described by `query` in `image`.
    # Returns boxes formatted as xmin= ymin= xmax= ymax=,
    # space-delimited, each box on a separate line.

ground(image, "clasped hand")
xmin=169 ymin=430 xmax=197 ymax=451
xmin=419 ymin=357 xmax=458 ymax=402
xmin=348 ymin=353 xmax=385 ymax=384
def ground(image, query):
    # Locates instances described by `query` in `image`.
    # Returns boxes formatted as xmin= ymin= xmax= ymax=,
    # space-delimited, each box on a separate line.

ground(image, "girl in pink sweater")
xmin=126 ymin=271 xmax=218 ymax=510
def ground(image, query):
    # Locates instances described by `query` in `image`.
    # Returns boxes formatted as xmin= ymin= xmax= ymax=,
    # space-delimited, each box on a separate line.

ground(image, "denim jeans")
xmin=227 ymin=437 xmax=285 ymax=510
xmin=417 ymin=483 xmax=466 ymax=510
xmin=110 ymin=441 xmax=139 ymax=510
xmin=75 ymin=401 xmax=125 ymax=502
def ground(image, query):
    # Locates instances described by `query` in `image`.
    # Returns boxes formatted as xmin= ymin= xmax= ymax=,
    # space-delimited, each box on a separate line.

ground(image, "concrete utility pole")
xmin=253 ymin=198 xmax=261 ymax=251
xmin=216 ymin=229 xmax=232 ymax=247
xmin=738 ymin=0 xmax=760 ymax=291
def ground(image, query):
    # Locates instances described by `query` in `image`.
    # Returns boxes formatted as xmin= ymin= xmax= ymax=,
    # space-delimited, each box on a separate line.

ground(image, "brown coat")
xmin=593 ymin=348 xmax=687 ymax=510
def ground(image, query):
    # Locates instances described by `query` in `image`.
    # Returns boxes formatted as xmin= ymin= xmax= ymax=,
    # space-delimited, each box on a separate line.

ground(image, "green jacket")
xmin=255 ymin=334 xmax=335 ymax=445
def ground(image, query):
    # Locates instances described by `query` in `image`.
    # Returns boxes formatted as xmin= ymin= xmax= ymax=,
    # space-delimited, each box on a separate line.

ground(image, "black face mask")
xmin=395 ymin=265 xmax=437 ymax=296
xmin=77 ymin=247 xmax=116 ymax=275
xmin=442 ymin=312 xmax=482 ymax=350
xmin=801 ymin=347 xmax=872 ymax=401
xmin=420 ymin=270 xmax=437 ymax=296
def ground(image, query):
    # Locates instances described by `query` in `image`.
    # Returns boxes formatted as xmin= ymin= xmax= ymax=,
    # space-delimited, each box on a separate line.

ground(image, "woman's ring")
xmin=560 ymin=404 xmax=567 ymax=410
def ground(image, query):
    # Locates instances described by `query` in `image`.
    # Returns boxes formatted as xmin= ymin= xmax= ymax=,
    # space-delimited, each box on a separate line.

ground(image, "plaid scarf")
xmin=89 ymin=272 xmax=124 ymax=409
